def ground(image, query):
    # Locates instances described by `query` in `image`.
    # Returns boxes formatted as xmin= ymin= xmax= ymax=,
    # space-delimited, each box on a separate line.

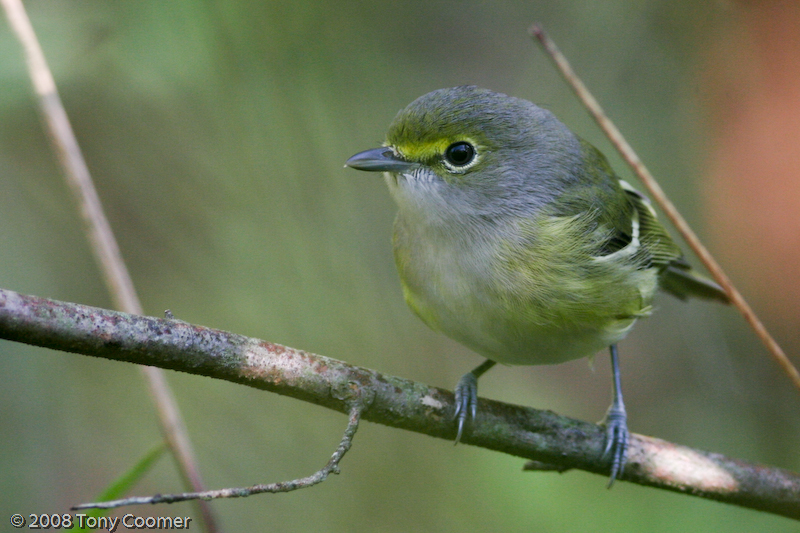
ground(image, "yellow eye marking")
xmin=390 ymin=138 xmax=477 ymax=163
xmin=388 ymin=139 xmax=450 ymax=162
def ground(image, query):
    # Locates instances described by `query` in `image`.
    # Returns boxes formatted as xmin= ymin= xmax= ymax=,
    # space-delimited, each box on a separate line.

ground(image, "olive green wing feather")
xmin=620 ymin=182 xmax=729 ymax=304
xmin=557 ymin=139 xmax=728 ymax=305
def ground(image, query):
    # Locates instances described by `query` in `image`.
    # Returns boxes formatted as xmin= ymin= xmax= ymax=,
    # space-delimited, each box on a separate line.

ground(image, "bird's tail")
xmin=660 ymin=262 xmax=730 ymax=304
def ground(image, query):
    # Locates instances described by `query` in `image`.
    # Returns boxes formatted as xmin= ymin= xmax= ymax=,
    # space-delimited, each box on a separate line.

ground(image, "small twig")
xmin=73 ymin=404 xmax=365 ymax=510
xmin=529 ymin=24 xmax=800 ymax=393
xmin=1 ymin=288 xmax=798 ymax=520
xmin=0 ymin=1 xmax=218 ymax=530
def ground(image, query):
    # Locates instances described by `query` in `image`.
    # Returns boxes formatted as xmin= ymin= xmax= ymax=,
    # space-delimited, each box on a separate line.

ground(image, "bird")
xmin=345 ymin=85 xmax=728 ymax=484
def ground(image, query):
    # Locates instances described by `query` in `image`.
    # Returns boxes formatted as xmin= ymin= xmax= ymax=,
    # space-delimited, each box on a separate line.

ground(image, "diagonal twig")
xmin=0 ymin=1 xmax=219 ymax=529
xmin=529 ymin=24 xmax=800 ymax=393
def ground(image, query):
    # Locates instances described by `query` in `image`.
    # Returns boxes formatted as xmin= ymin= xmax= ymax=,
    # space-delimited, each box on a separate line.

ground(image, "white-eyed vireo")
xmin=346 ymin=86 xmax=727 ymax=483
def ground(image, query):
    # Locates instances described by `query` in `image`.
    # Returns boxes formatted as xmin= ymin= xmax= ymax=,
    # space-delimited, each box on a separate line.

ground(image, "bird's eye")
xmin=444 ymin=141 xmax=476 ymax=169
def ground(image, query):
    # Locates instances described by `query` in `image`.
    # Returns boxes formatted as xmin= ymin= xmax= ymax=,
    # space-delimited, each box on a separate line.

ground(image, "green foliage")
xmin=74 ymin=443 xmax=167 ymax=529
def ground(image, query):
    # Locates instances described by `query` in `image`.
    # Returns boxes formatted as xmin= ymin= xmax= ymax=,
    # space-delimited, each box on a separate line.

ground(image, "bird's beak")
xmin=345 ymin=147 xmax=419 ymax=173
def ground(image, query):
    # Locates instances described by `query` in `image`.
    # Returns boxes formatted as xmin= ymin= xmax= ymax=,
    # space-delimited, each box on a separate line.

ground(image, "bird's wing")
xmin=620 ymin=181 xmax=729 ymax=303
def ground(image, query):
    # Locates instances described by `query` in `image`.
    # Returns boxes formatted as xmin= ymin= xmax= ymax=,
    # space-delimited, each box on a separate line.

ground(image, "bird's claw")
xmin=600 ymin=406 xmax=629 ymax=487
xmin=453 ymin=372 xmax=479 ymax=444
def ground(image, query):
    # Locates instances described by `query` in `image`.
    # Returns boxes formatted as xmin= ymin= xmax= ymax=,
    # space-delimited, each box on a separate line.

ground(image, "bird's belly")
xmin=403 ymin=274 xmax=637 ymax=366
xmin=393 ymin=217 xmax=649 ymax=367
xmin=436 ymin=299 xmax=633 ymax=365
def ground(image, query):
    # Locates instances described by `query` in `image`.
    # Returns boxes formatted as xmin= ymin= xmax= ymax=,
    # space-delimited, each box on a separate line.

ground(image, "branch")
xmin=1 ymin=288 xmax=798 ymax=520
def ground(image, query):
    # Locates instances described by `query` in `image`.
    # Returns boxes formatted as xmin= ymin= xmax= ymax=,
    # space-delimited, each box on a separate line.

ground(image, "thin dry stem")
xmin=0 ymin=1 xmax=218 ymax=529
xmin=529 ymin=24 xmax=800 ymax=393
xmin=73 ymin=405 xmax=364 ymax=510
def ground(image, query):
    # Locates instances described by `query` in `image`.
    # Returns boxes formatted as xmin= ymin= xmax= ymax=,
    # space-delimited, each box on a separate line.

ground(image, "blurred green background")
xmin=1 ymin=1 xmax=798 ymax=532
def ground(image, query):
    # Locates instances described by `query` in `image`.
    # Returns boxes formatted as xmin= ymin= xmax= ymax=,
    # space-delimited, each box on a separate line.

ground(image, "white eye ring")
xmin=442 ymin=141 xmax=479 ymax=173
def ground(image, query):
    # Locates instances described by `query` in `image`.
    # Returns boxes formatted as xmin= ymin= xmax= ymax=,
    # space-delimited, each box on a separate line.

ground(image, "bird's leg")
xmin=453 ymin=359 xmax=497 ymax=443
xmin=601 ymin=344 xmax=629 ymax=487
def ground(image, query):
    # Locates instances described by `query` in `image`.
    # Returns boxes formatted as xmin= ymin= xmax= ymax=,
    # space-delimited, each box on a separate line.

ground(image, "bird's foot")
xmin=453 ymin=372 xmax=479 ymax=444
xmin=600 ymin=405 xmax=629 ymax=487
